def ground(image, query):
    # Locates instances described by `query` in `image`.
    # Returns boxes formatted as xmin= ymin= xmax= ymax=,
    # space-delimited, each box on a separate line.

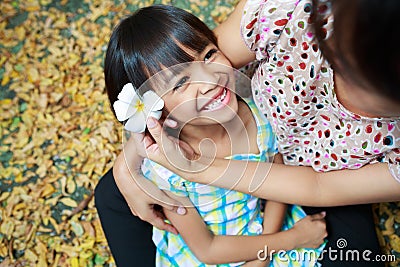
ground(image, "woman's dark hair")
xmin=312 ymin=0 xmax=400 ymax=101
xmin=104 ymin=5 xmax=217 ymax=111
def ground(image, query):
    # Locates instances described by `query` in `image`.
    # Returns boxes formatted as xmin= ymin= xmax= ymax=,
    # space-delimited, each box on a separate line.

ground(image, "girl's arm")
xmin=144 ymin=118 xmax=400 ymax=206
xmin=162 ymin=193 xmax=326 ymax=265
xmin=242 ymin=201 xmax=287 ymax=267
xmin=261 ymin=154 xmax=287 ymax=235
xmin=247 ymin=155 xmax=288 ymax=266
xmin=213 ymin=0 xmax=256 ymax=69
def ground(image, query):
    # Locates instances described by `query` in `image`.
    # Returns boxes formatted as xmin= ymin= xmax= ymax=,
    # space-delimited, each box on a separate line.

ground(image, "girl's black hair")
xmin=313 ymin=0 xmax=400 ymax=101
xmin=104 ymin=5 xmax=217 ymax=111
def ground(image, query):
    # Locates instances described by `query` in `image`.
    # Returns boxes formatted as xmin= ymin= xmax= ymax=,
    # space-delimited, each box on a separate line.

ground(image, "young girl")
xmin=98 ymin=5 xmax=327 ymax=266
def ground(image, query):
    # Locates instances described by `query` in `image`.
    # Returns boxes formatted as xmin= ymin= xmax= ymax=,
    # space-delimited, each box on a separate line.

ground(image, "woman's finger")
xmin=146 ymin=117 xmax=164 ymax=143
xmin=146 ymin=117 xmax=183 ymax=163
xmin=150 ymin=215 xmax=179 ymax=234
xmin=132 ymin=132 xmax=150 ymax=158
xmin=310 ymin=211 xmax=326 ymax=221
xmin=163 ymin=118 xmax=178 ymax=128
xmin=153 ymin=195 xmax=187 ymax=215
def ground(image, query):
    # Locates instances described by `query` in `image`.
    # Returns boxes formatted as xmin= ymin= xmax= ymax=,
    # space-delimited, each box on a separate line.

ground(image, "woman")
xmin=95 ymin=0 xmax=400 ymax=266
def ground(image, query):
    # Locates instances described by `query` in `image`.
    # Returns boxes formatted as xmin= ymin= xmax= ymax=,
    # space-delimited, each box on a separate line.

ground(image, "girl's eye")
xmin=204 ymin=49 xmax=218 ymax=62
xmin=173 ymin=76 xmax=189 ymax=91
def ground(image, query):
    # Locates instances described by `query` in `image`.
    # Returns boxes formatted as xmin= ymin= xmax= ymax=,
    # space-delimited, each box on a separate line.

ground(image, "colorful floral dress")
xmin=241 ymin=0 xmax=400 ymax=181
xmin=142 ymin=98 xmax=324 ymax=267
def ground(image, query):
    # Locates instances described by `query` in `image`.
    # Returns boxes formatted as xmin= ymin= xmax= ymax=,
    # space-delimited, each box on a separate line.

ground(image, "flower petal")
xmin=124 ymin=111 xmax=146 ymax=133
xmin=118 ymin=83 xmax=139 ymax=103
xmin=113 ymin=100 xmax=137 ymax=121
xmin=143 ymin=90 xmax=164 ymax=111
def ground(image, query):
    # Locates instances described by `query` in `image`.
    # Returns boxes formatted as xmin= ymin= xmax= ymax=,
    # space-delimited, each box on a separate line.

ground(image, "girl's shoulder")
xmin=141 ymin=158 xmax=188 ymax=197
xmin=239 ymin=97 xmax=277 ymax=154
xmin=240 ymin=96 xmax=271 ymax=129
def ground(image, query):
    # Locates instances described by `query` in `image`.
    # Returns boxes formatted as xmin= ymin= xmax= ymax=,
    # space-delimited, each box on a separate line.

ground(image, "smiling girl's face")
xmin=153 ymin=43 xmax=239 ymax=127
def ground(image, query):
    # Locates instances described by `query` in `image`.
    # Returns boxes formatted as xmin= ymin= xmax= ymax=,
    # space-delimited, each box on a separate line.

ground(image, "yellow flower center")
xmin=135 ymin=100 xmax=145 ymax=112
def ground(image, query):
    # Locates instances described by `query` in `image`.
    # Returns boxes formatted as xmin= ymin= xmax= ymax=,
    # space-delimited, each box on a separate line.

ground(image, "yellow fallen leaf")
xmin=1 ymin=74 xmax=10 ymax=86
xmin=0 ymin=243 xmax=7 ymax=258
xmin=93 ymin=219 xmax=107 ymax=243
xmin=28 ymin=68 xmax=39 ymax=83
xmin=36 ymin=165 xmax=47 ymax=178
xmin=0 ymin=56 xmax=6 ymax=67
xmin=385 ymin=215 xmax=395 ymax=233
xmin=52 ymin=253 xmax=61 ymax=267
xmin=14 ymin=172 xmax=28 ymax=183
xmin=79 ymin=250 xmax=93 ymax=260
xmin=48 ymin=216 xmax=60 ymax=234
xmin=25 ymin=223 xmax=37 ymax=244
xmin=389 ymin=235 xmax=400 ymax=251
xmin=0 ymin=99 xmax=12 ymax=106
xmin=70 ymin=257 xmax=79 ymax=267
xmin=44 ymin=195 xmax=61 ymax=206
xmin=40 ymin=184 xmax=56 ymax=198
xmin=15 ymin=26 xmax=26 ymax=41
xmin=61 ymin=149 xmax=77 ymax=157
xmin=0 ymin=192 xmax=10 ymax=202
xmin=13 ymin=202 xmax=26 ymax=212
xmin=0 ymin=220 xmax=15 ymax=238
xmin=59 ymin=197 xmax=78 ymax=208
xmin=24 ymin=248 xmax=38 ymax=263
xmin=81 ymin=239 xmax=95 ymax=251
xmin=80 ymin=221 xmax=95 ymax=237
xmin=25 ymin=5 xmax=40 ymax=12
xmin=37 ymin=249 xmax=48 ymax=267
xmin=66 ymin=178 xmax=76 ymax=195
xmin=37 ymin=93 xmax=48 ymax=109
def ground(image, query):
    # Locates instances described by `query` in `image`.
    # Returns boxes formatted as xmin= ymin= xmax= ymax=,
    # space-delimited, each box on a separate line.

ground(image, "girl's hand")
xmin=289 ymin=212 xmax=327 ymax=249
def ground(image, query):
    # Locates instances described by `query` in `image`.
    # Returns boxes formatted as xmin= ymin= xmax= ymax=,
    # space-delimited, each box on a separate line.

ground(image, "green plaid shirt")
xmin=142 ymin=98 xmax=324 ymax=266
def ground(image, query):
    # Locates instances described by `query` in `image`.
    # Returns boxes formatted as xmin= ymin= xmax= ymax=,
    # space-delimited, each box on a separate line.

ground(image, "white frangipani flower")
xmin=113 ymin=83 xmax=164 ymax=133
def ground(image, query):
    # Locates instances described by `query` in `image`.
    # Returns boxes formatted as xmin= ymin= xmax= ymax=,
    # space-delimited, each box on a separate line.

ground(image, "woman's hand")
xmin=140 ymin=117 xmax=202 ymax=177
xmin=112 ymin=127 xmax=187 ymax=234
xmin=289 ymin=212 xmax=327 ymax=249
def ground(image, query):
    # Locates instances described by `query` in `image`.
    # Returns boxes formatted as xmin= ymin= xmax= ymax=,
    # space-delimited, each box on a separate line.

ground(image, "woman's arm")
xmin=213 ymin=0 xmax=256 ymax=68
xmin=144 ymin=117 xmax=400 ymax=206
xmin=112 ymin=134 xmax=185 ymax=233
xmin=194 ymin=158 xmax=400 ymax=206
xmin=163 ymin=193 xmax=326 ymax=265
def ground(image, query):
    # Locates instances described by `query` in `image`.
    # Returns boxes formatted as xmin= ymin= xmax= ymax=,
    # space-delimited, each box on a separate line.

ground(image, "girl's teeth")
xmin=205 ymin=89 xmax=227 ymax=111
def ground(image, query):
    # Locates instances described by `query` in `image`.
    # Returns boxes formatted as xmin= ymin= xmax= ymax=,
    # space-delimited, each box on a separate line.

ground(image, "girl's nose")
xmin=192 ymin=62 xmax=218 ymax=94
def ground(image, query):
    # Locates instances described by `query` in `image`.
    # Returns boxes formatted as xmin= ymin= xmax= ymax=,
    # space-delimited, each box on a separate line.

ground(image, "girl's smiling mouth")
xmin=201 ymin=87 xmax=231 ymax=111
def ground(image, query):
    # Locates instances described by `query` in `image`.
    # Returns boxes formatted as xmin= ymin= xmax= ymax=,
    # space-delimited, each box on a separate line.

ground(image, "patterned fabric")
xmin=241 ymin=0 xmax=400 ymax=181
xmin=142 ymin=98 xmax=324 ymax=266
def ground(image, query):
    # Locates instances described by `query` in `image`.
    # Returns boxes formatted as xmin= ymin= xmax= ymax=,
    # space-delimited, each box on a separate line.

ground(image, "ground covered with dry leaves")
xmin=0 ymin=0 xmax=399 ymax=266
